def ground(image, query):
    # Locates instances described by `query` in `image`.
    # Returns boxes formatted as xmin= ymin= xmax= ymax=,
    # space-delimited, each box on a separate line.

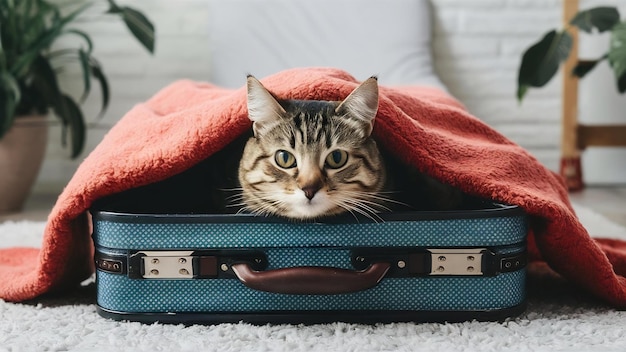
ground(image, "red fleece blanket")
xmin=2 ymin=67 xmax=626 ymax=306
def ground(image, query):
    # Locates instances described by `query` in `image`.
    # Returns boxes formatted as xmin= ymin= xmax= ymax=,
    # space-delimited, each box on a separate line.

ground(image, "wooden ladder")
xmin=560 ymin=0 xmax=626 ymax=190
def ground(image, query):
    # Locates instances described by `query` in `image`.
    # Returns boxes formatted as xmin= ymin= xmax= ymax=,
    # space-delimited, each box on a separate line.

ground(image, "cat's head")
xmin=237 ymin=76 xmax=386 ymax=220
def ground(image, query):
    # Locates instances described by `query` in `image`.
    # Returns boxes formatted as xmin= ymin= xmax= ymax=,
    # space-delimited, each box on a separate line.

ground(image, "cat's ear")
xmin=335 ymin=76 xmax=379 ymax=137
xmin=246 ymin=75 xmax=286 ymax=136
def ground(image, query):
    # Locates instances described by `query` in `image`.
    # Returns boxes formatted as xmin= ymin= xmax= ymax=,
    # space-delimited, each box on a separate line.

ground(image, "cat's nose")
xmin=302 ymin=184 xmax=321 ymax=200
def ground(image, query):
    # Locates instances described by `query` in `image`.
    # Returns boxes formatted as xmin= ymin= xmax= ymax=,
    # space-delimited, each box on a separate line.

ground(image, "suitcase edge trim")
xmin=91 ymin=203 xmax=524 ymax=224
xmin=95 ymin=302 xmax=527 ymax=325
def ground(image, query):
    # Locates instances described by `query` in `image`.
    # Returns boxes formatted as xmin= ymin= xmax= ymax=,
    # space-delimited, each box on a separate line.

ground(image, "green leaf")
xmin=0 ymin=90 xmax=17 ymax=139
xmin=0 ymin=70 xmax=20 ymax=104
xmin=570 ymin=7 xmax=620 ymax=33
xmin=516 ymin=85 xmax=528 ymax=103
xmin=89 ymin=59 xmax=110 ymax=118
xmin=121 ymin=7 xmax=155 ymax=54
xmin=106 ymin=0 xmax=123 ymax=14
xmin=30 ymin=55 xmax=75 ymax=149
xmin=572 ymin=58 xmax=605 ymax=78
xmin=78 ymin=49 xmax=91 ymax=102
xmin=60 ymin=94 xmax=85 ymax=158
xmin=30 ymin=55 xmax=64 ymax=109
xmin=62 ymin=29 xmax=94 ymax=54
xmin=517 ymin=30 xmax=573 ymax=102
xmin=0 ymin=48 xmax=6 ymax=71
xmin=0 ymin=71 xmax=20 ymax=138
xmin=10 ymin=2 xmax=92 ymax=77
xmin=608 ymin=22 xmax=626 ymax=93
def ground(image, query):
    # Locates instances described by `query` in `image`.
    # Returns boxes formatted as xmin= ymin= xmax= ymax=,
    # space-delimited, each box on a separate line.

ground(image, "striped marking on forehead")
xmin=293 ymin=110 xmax=332 ymax=148
xmin=288 ymin=101 xmax=337 ymax=149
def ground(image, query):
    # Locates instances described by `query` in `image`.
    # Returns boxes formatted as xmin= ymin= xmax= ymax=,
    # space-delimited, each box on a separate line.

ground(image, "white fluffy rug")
xmin=2 ymin=204 xmax=626 ymax=352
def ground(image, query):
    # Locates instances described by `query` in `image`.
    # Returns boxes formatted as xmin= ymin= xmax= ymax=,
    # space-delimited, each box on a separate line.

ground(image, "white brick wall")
xmin=431 ymin=0 xmax=564 ymax=175
xmin=431 ymin=0 xmax=626 ymax=185
xmin=34 ymin=0 xmax=625 ymax=192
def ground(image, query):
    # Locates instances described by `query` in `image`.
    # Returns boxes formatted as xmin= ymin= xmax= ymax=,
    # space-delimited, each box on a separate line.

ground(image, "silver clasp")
xmin=428 ymin=248 xmax=484 ymax=276
xmin=140 ymin=251 xmax=194 ymax=279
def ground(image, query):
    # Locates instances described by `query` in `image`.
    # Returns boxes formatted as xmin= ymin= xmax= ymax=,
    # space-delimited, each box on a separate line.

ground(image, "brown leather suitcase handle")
xmin=230 ymin=262 xmax=391 ymax=295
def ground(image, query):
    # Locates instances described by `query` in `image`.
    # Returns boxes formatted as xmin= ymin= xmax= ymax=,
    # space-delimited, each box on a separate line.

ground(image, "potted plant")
xmin=516 ymin=5 xmax=626 ymax=190
xmin=0 ymin=0 xmax=155 ymax=212
xmin=517 ymin=6 xmax=626 ymax=101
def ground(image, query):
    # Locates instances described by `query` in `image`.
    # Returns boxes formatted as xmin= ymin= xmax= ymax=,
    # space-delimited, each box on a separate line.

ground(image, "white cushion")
xmin=207 ymin=0 xmax=445 ymax=90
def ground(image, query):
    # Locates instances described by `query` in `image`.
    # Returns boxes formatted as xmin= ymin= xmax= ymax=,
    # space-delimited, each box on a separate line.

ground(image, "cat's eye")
xmin=325 ymin=150 xmax=349 ymax=169
xmin=275 ymin=150 xmax=297 ymax=168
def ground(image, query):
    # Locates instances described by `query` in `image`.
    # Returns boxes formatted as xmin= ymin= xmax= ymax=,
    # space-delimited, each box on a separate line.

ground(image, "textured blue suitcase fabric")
xmin=93 ymin=215 xmax=526 ymax=249
xmin=97 ymin=271 xmax=525 ymax=312
xmin=92 ymin=207 xmax=527 ymax=320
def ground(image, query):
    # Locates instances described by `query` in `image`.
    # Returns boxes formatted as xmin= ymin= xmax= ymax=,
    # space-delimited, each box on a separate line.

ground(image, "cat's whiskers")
xmin=222 ymin=189 xmax=248 ymax=210
xmin=224 ymin=193 xmax=248 ymax=211
xmin=219 ymin=187 xmax=244 ymax=192
xmin=346 ymin=195 xmax=393 ymax=212
xmin=243 ymin=194 xmax=288 ymax=217
xmin=339 ymin=190 xmax=409 ymax=208
xmin=340 ymin=198 xmax=390 ymax=216
xmin=226 ymin=202 xmax=247 ymax=210
xmin=333 ymin=199 xmax=383 ymax=223
xmin=225 ymin=194 xmax=244 ymax=203
xmin=343 ymin=198 xmax=385 ymax=220
xmin=228 ymin=190 xmax=282 ymax=213
xmin=331 ymin=195 xmax=385 ymax=223
xmin=329 ymin=188 xmax=413 ymax=222
xmin=220 ymin=188 xmax=244 ymax=198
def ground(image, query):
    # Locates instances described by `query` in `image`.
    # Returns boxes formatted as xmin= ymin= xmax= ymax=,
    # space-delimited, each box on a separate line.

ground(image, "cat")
xmin=237 ymin=75 xmax=386 ymax=220
xmin=237 ymin=75 xmax=468 ymax=221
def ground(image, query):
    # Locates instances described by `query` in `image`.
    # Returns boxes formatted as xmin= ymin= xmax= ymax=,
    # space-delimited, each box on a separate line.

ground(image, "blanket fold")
xmin=2 ymin=67 xmax=626 ymax=307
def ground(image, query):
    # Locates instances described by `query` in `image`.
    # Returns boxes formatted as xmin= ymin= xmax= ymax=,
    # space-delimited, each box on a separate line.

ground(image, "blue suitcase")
xmin=91 ymin=202 xmax=527 ymax=324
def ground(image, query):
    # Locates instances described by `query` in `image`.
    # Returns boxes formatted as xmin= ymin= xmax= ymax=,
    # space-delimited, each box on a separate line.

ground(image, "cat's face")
xmin=238 ymin=76 xmax=386 ymax=220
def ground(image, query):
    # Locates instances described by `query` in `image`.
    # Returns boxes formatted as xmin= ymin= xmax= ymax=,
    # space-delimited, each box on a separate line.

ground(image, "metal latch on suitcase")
xmin=352 ymin=247 xmax=526 ymax=277
xmin=95 ymin=247 xmax=525 ymax=281
xmin=124 ymin=250 xmax=267 ymax=280
xmin=140 ymin=251 xmax=196 ymax=279
xmin=427 ymin=249 xmax=484 ymax=276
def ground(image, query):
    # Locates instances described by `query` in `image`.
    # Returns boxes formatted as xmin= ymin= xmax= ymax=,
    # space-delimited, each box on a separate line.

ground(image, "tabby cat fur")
xmin=237 ymin=76 xmax=467 ymax=221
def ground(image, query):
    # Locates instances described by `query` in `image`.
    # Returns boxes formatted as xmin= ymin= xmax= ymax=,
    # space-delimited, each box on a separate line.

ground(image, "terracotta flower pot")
xmin=0 ymin=115 xmax=48 ymax=213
